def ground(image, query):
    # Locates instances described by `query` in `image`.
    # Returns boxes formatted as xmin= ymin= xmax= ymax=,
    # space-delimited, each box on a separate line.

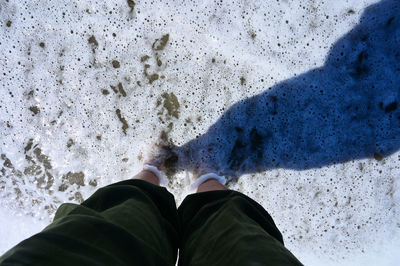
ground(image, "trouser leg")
xmin=177 ymin=190 xmax=303 ymax=266
xmin=0 ymin=180 xmax=180 ymax=266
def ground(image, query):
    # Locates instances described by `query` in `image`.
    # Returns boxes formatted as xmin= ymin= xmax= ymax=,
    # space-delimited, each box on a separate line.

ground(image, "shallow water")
xmin=1 ymin=0 xmax=399 ymax=265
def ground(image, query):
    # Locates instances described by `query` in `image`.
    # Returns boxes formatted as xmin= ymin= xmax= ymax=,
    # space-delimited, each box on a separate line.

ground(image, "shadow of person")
xmin=173 ymin=0 xmax=400 ymax=179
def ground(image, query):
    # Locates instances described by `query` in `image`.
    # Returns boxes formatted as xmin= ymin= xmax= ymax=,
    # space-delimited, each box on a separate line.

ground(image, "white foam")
xmin=1 ymin=0 xmax=399 ymax=264
xmin=0 ymin=205 xmax=47 ymax=254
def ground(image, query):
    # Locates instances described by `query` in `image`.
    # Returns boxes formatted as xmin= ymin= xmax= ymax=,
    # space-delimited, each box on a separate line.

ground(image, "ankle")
xmin=197 ymin=179 xmax=227 ymax=193
xmin=133 ymin=170 xmax=160 ymax=186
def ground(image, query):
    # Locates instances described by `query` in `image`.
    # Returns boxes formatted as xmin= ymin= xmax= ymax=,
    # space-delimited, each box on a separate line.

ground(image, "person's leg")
xmin=196 ymin=178 xmax=227 ymax=192
xmin=139 ymin=169 xmax=162 ymax=185
xmin=0 ymin=170 xmax=179 ymax=266
xmin=178 ymin=176 xmax=303 ymax=266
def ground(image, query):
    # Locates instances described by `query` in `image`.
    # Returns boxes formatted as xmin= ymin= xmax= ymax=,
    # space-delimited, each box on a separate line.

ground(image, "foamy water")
xmin=1 ymin=0 xmax=399 ymax=265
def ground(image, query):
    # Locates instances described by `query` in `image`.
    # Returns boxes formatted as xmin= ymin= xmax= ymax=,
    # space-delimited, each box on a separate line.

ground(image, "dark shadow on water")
xmin=173 ymin=0 xmax=400 ymax=178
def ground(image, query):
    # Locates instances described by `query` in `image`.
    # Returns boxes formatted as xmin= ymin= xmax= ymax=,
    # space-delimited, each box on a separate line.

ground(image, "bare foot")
xmin=197 ymin=178 xmax=227 ymax=193
xmin=145 ymin=144 xmax=178 ymax=174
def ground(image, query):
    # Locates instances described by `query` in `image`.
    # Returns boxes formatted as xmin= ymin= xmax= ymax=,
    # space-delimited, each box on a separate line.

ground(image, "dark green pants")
xmin=0 ymin=180 xmax=302 ymax=265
